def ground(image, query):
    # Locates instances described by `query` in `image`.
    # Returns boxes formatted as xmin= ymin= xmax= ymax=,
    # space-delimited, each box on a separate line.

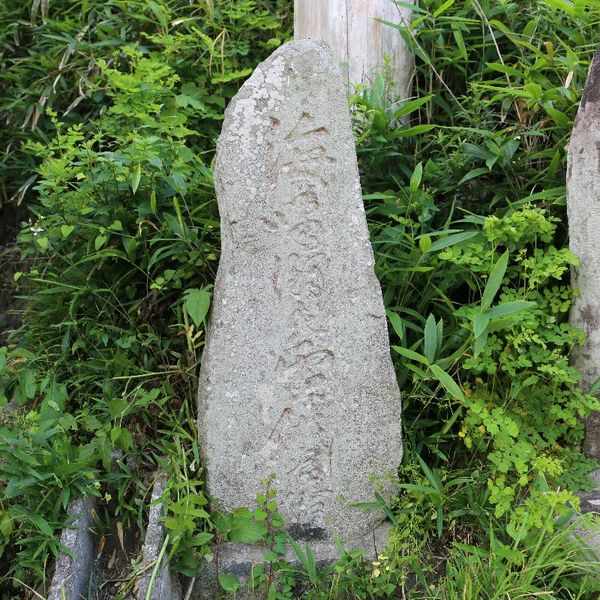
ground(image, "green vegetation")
xmin=1 ymin=0 xmax=600 ymax=598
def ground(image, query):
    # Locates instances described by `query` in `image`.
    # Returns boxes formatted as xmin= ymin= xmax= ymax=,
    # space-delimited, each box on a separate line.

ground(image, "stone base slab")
xmin=48 ymin=497 xmax=97 ymax=600
xmin=575 ymin=469 xmax=600 ymax=557
xmin=191 ymin=523 xmax=390 ymax=599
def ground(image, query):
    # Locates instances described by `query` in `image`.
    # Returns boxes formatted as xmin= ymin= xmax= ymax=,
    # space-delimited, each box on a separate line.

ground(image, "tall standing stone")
xmin=294 ymin=0 xmax=414 ymax=99
xmin=569 ymin=45 xmax=600 ymax=459
xmin=198 ymin=40 xmax=402 ymax=548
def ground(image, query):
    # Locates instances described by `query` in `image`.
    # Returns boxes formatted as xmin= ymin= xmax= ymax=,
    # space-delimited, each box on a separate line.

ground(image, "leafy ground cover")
xmin=1 ymin=0 xmax=600 ymax=598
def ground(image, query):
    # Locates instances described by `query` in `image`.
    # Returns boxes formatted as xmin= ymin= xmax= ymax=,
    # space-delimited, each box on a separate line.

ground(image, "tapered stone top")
xmin=198 ymin=40 xmax=402 ymax=542
xmin=568 ymin=45 xmax=600 ymax=459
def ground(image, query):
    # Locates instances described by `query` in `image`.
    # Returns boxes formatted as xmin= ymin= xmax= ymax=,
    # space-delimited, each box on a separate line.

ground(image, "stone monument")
xmin=569 ymin=45 xmax=600 ymax=459
xmin=198 ymin=40 xmax=402 ymax=557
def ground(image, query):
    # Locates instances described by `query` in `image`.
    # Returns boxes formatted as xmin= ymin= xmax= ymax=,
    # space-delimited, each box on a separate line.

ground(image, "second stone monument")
xmin=198 ymin=40 xmax=403 ymax=549
xmin=569 ymin=45 xmax=600 ymax=459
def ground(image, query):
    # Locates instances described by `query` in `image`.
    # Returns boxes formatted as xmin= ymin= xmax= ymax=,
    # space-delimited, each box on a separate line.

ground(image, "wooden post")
xmin=294 ymin=0 xmax=414 ymax=98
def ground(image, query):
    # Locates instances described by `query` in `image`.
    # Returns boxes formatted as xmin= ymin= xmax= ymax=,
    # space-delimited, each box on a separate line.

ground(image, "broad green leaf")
xmin=40 ymin=380 xmax=67 ymax=425
xmin=80 ymin=248 xmax=127 ymax=262
xmin=427 ymin=231 xmax=478 ymax=253
xmin=405 ymin=363 xmax=429 ymax=379
xmin=131 ymin=163 xmax=141 ymax=194
xmin=458 ymin=168 xmax=489 ymax=185
xmin=266 ymin=37 xmax=281 ymax=48
xmin=464 ymin=142 xmax=495 ymax=161
xmin=0 ymin=512 xmax=13 ymax=538
xmin=452 ymin=24 xmax=468 ymax=62
xmin=192 ymin=532 xmax=214 ymax=545
xmin=433 ymin=0 xmax=455 ymax=18
xmin=111 ymin=427 xmax=133 ymax=451
xmin=163 ymin=212 xmax=185 ymax=238
xmin=228 ymin=516 xmax=266 ymax=543
xmin=429 ymin=364 xmax=464 ymax=401
xmin=306 ymin=543 xmax=318 ymax=580
xmin=546 ymin=107 xmax=571 ymax=128
xmin=289 ymin=536 xmax=317 ymax=578
xmin=392 ymin=95 xmax=433 ymax=120
xmin=396 ymin=483 xmax=437 ymax=494
xmin=419 ymin=235 xmax=432 ymax=253
xmin=389 ymin=124 xmax=435 ymax=139
xmin=175 ymin=94 xmax=206 ymax=110
xmin=20 ymin=369 xmax=36 ymax=400
xmin=184 ymin=288 xmax=212 ymax=327
xmin=95 ymin=235 xmax=108 ymax=251
xmin=386 ymin=310 xmax=404 ymax=341
xmin=30 ymin=513 xmax=53 ymax=537
xmin=410 ymin=162 xmax=423 ymax=192
xmin=218 ymin=573 xmax=241 ymax=593
xmin=123 ymin=237 xmax=137 ymax=259
xmin=441 ymin=406 xmax=463 ymax=434
xmin=473 ymin=329 xmax=488 ymax=357
xmin=486 ymin=300 xmax=535 ymax=320
xmin=423 ymin=314 xmax=437 ymax=363
xmin=524 ymin=82 xmax=543 ymax=100
xmin=184 ymin=508 xmax=210 ymax=519
xmin=60 ymin=225 xmax=75 ymax=238
xmin=392 ymin=346 xmax=429 ymax=365
xmin=485 ymin=62 xmax=524 ymax=78
xmin=492 ymin=539 xmax=524 ymax=565
xmin=108 ymin=398 xmax=129 ymax=419
xmin=350 ymin=501 xmax=384 ymax=510
xmin=417 ymin=455 xmax=443 ymax=492
xmin=482 ymin=251 xmax=509 ymax=310
xmin=473 ymin=312 xmax=490 ymax=339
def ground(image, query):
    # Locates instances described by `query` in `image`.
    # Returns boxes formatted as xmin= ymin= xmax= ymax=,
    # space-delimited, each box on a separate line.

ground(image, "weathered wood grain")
xmin=294 ymin=0 xmax=414 ymax=98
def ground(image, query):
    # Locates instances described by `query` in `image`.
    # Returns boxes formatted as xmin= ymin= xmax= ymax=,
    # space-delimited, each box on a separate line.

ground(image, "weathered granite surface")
xmin=198 ymin=39 xmax=402 ymax=546
xmin=568 ymin=45 xmax=600 ymax=459
xmin=136 ymin=473 xmax=181 ymax=600
xmin=47 ymin=497 xmax=96 ymax=600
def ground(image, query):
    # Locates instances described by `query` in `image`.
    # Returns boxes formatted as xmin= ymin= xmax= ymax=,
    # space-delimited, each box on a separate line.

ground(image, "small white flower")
xmin=30 ymin=223 xmax=44 ymax=236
